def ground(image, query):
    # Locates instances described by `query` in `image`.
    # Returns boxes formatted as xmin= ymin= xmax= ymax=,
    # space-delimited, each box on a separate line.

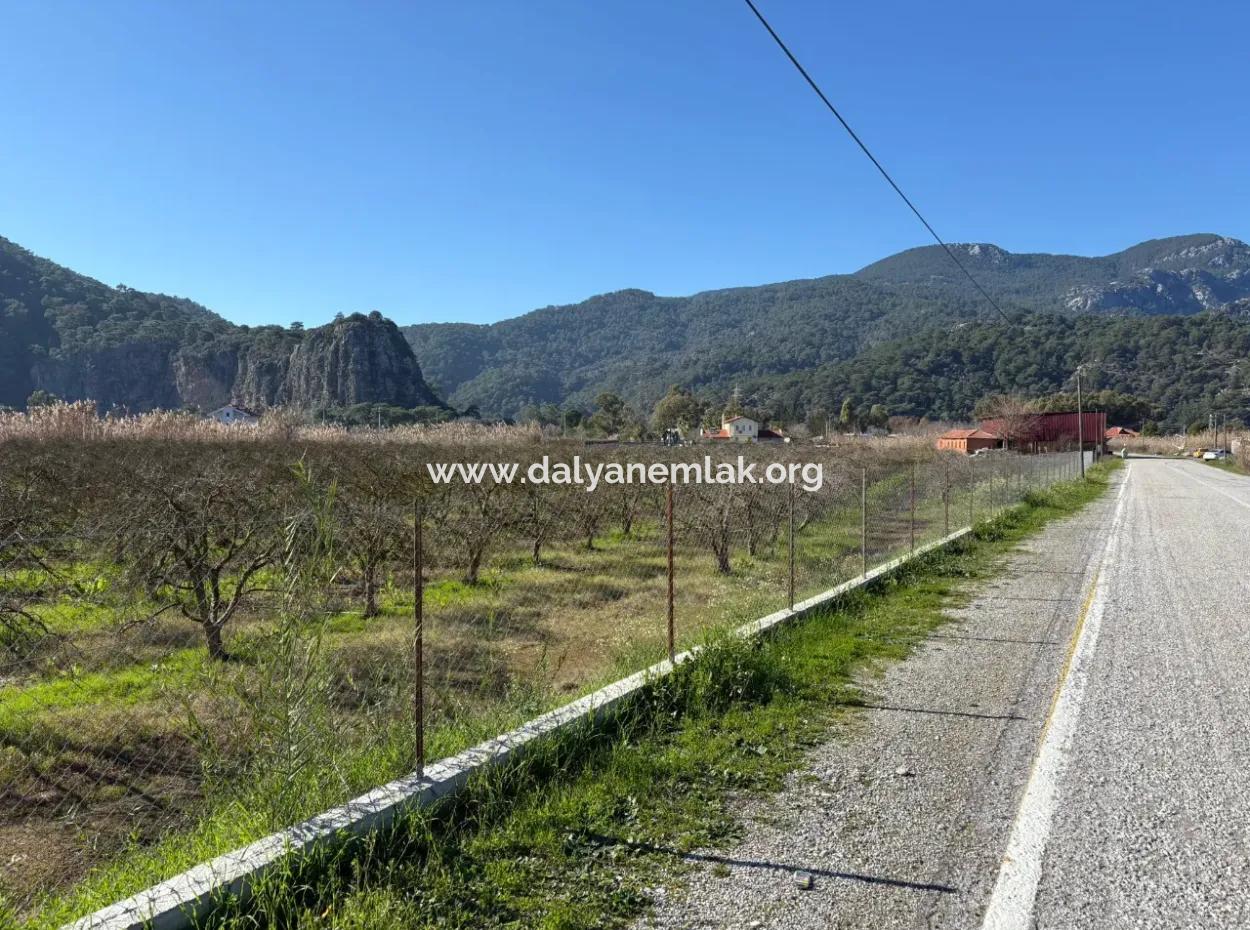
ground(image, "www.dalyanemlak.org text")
xmin=426 ymin=455 xmax=825 ymax=493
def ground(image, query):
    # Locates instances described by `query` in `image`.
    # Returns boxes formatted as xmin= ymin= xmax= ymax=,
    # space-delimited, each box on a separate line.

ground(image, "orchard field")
xmin=0 ymin=405 xmax=1062 ymax=926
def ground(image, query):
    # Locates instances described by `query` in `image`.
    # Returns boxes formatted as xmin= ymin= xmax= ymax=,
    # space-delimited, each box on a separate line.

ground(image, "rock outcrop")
xmin=0 ymin=235 xmax=445 ymax=413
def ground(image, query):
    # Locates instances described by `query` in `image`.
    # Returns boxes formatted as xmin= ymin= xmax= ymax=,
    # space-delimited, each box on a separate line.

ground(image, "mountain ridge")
xmin=401 ymin=233 xmax=1250 ymax=418
xmin=6 ymin=231 xmax=1250 ymax=430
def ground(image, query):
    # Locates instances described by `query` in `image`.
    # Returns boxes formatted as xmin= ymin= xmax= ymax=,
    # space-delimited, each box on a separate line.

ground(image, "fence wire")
xmin=0 ymin=440 xmax=1087 ymax=922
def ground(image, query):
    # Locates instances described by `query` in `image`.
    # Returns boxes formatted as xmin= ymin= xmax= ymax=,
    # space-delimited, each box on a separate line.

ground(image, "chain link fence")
xmin=0 ymin=432 xmax=1084 ymax=925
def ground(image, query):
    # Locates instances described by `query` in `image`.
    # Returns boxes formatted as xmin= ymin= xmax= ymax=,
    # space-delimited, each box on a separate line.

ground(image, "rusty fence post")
xmin=909 ymin=461 xmax=916 ymax=552
xmin=969 ymin=468 xmax=975 ymax=527
xmin=666 ymin=482 xmax=675 ymax=663
xmin=787 ymin=482 xmax=796 ymax=610
xmin=860 ymin=467 xmax=868 ymax=576
xmin=943 ymin=459 xmax=950 ymax=536
xmin=413 ymin=496 xmax=425 ymax=775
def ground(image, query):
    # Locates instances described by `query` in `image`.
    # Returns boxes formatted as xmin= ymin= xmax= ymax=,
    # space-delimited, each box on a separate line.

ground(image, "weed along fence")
xmin=0 ymin=427 xmax=1084 ymax=928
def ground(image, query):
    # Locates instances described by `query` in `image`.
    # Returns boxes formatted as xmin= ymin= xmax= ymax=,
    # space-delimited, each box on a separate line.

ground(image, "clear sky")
xmin=2 ymin=0 xmax=1247 ymax=327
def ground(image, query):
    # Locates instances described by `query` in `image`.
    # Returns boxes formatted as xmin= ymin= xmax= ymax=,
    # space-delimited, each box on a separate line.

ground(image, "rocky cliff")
xmin=0 ymin=236 xmax=445 ymax=413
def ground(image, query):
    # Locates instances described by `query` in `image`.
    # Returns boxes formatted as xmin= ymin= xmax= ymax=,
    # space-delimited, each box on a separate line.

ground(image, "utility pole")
xmin=1077 ymin=367 xmax=1085 ymax=479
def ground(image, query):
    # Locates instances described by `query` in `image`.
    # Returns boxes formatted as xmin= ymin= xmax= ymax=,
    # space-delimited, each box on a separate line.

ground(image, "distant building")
xmin=936 ymin=428 xmax=1000 ymax=454
xmin=208 ymin=403 xmax=260 ymax=426
xmin=1105 ymin=426 xmax=1140 ymax=440
xmin=978 ymin=411 xmax=1107 ymax=453
xmin=701 ymin=415 xmax=787 ymax=443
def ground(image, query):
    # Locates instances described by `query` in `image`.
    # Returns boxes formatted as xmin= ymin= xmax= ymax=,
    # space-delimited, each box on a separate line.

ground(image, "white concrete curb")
xmin=65 ymin=527 xmax=972 ymax=930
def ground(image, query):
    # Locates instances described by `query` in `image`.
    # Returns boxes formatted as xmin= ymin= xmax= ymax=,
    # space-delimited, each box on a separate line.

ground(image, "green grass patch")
xmin=1202 ymin=457 xmax=1247 ymax=476
xmin=0 ymin=648 xmax=205 ymax=739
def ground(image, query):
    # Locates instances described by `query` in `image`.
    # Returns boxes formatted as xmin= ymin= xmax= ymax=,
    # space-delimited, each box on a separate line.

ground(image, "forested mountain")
xmin=402 ymin=233 xmax=1250 ymax=422
xmin=743 ymin=311 xmax=1250 ymax=432
xmin=403 ymin=280 xmax=987 ymax=418
xmin=6 ymin=230 xmax=1250 ymax=431
xmin=0 ymin=236 xmax=444 ymax=414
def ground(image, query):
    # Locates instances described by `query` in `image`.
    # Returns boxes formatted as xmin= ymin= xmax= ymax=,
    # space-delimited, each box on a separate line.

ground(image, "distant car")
xmin=1203 ymin=450 xmax=1228 ymax=461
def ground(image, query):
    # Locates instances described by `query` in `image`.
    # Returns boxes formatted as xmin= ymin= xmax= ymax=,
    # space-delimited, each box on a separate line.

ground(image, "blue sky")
xmin=2 ymin=0 xmax=1247 ymax=327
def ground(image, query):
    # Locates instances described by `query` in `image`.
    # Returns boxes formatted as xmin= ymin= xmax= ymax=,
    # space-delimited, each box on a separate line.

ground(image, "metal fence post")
xmin=943 ymin=459 xmax=950 ymax=536
xmin=909 ymin=461 xmax=916 ymax=552
xmin=666 ymin=482 xmax=676 ymax=663
xmin=969 ymin=469 xmax=975 ymax=527
xmin=860 ymin=467 xmax=868 ymax=576
xmin=413 ymin=497 xmax=425 ymax=775
xmin=787 ymin=482 xmax=795 ymax=610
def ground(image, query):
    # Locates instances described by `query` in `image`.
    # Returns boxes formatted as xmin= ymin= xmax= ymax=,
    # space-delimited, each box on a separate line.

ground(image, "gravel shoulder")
xmin=635 ymin=474 xmax=1123 ymax=930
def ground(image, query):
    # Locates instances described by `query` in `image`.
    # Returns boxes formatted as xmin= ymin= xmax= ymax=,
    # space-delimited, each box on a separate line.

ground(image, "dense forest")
xmin=743 ymin=310 xmax=1250 ymax=433
xmin=403 ymin=281 xmax=989 ymax=417
xmin=403 ymin=234 xmax=1250 ymax=425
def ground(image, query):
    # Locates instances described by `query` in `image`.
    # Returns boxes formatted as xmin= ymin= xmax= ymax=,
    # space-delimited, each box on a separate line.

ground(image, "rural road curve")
xmin=636 ymin=459 xmax=1250 ymax=929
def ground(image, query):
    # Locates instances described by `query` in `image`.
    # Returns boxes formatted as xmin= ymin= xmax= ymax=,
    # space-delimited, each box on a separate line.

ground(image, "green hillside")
xmin=403 ymin=234 xmax=1250 ymax=421
xmin=744 ymin=308 xmax=1250 ymax=432
xmin=7 ymin=229 xmax=1250 ymax=431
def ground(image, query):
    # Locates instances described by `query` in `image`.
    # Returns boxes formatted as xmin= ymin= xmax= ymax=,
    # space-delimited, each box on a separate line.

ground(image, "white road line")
xmin=979 ymin=469 xmax=1133 ymax=930
xmin=1165 ymin=462 xmax=1250 ymax=512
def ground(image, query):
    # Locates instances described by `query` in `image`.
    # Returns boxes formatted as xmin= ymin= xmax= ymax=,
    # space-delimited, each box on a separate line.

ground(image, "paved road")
xmin=637 ymin=459 xmax=1250 ymax=930
xmin=1025 ymin=460 xmax=1250 ymax=928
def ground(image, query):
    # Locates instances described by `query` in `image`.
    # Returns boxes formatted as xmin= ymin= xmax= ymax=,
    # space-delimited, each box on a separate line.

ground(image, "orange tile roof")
xmin=940 ymin=429 xmax=997 ymax=440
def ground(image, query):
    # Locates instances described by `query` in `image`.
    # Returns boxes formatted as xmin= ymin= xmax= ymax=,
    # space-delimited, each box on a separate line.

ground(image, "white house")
xmin=723 ymin=415 xmax=758 ymax=442
xmin=701 ymin=415 xmax=786 ymax=444
xmin=208 ymin=403 xmax=260 ymax=426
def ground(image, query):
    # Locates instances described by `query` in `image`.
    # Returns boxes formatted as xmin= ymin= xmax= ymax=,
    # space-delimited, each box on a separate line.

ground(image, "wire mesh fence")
xmin=0 ymin=435 xmax=1086 ymax=923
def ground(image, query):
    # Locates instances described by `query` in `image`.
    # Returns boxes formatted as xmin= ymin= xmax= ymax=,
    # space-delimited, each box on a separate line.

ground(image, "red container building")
xmin=977 ymin=411 xmax=1107 ymax=452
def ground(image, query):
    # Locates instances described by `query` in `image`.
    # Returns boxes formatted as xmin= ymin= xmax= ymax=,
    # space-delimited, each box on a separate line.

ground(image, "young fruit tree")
xmin=103 ymin=443 xmax=292 ymax=660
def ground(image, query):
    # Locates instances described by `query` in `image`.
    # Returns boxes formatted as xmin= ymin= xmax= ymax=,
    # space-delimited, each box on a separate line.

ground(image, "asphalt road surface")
xmin=637 ymin=459 xmax=1250 ymax=930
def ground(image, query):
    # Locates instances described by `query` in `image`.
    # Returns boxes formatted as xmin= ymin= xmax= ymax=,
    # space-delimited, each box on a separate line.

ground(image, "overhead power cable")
xmin=741 ymin=0 xmax=1013 ymax=325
